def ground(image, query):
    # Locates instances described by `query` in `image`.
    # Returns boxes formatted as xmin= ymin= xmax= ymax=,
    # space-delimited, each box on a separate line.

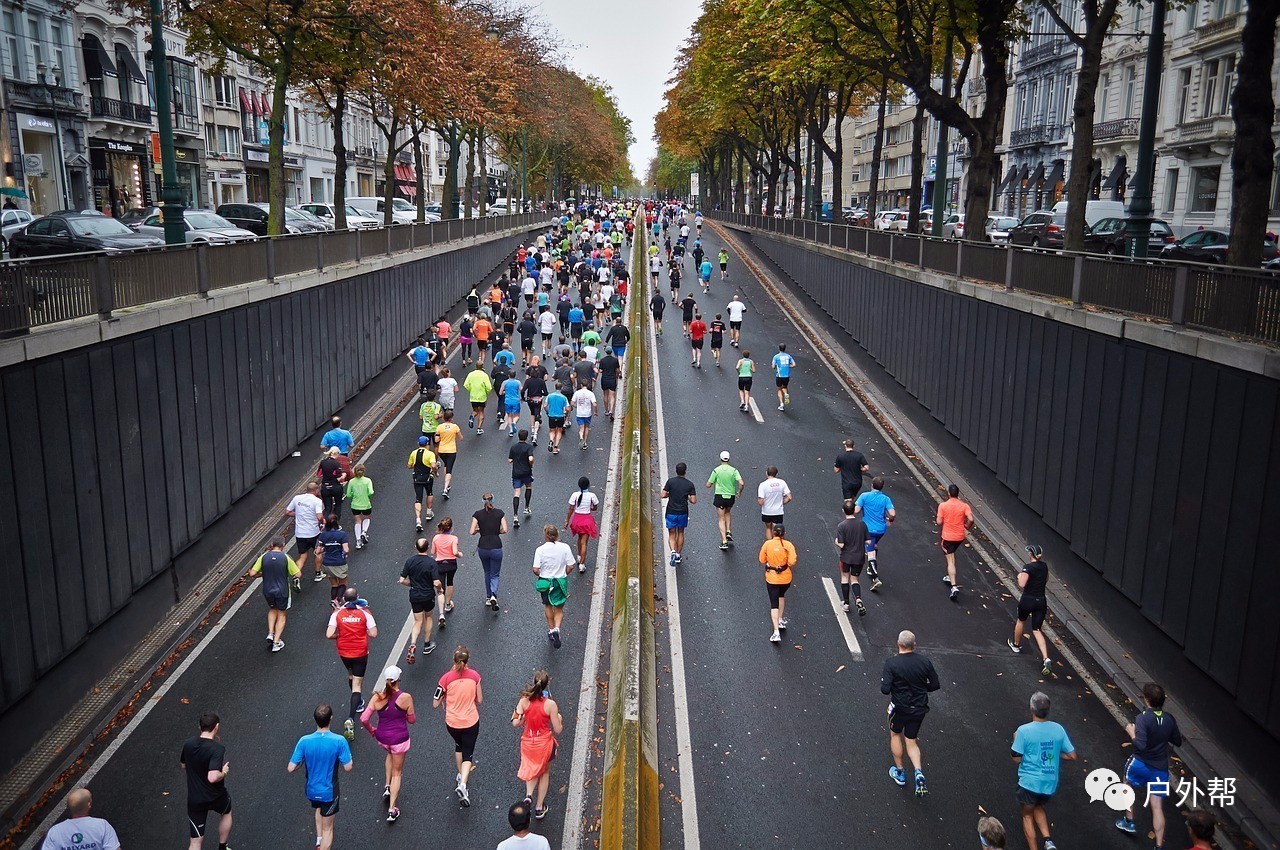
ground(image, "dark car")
xmin=1006 ymin=210 xmax=1066 ymax=250
xmin=1159 ymin=229 xmax=1279 ymax=265
xmin=6 ymin=211 xmax=165 ymax=258
xmin=1082 ymin=217 xmax=1177 ymax=256
xmin=216 ymin=203 xmax=325 ymax=235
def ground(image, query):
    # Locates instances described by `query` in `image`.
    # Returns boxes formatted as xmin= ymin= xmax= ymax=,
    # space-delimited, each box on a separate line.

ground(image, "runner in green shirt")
xmin=706 ymin=452 xmax=745 ymax=550
xmin=735 ymin=350 xmax=756 ymax=413
xmin=463 ymin=364 xmax=494 ymax=434
xmin=420 ymin=392 xmax=443 ymax=438
xmin=345 ymin=465 xmax=375 ymax=549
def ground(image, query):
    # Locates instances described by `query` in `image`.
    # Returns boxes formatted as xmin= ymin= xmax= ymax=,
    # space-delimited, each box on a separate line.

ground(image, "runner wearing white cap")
xmin=706 ymin=451 xmax=745 ymax=551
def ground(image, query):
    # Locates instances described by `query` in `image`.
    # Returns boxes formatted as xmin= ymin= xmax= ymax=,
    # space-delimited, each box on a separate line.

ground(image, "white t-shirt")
xmin=757 ymin=477 xmax=791 ymax=515
xmin=522 ymin=276 xmax=537 ymax=296
xmin=596 ymin=265 xmax=610 ymax=283
xmin=288 ymin=493 xmax=325 ymax=537
xmin=538 ymin=312 xmax=557 ymax=334
xmin=600 ymin=284 xmax=614 ymax=304
xmin=572 ymin=387 xmax=596 ymax=417
xmin=497 ymin=833 xmax=552 ymax=850
xmin=581 ymin=344 xmax=600 ymax=362
xmin=569 ymin=489 xmax=599 ymax=514
xmin=649 ymin=256 xmax=662 ymax=273
xmin=726 ymin=301 xmax=746 ymax=322
xmin=437 ymin=377 xmax=458 ymax=405
xmin=539 ymin=267 xmax=554 ymax=287
xmin=680 ymin=225 xmax=690 ymax=237
xmin=532 ymin=540 xmax=575 ymax=579
xmin=42 ymin=817 xmax=121 ymax=850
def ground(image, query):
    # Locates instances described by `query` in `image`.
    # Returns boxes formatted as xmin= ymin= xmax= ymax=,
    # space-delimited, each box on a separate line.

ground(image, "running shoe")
xmin=1007 ymin=638 xmax=1021 ymax=654
xmin=444 ymin=601 xmax=455 ymax=613
xmin=514 ymin=518 xmax=521 ymax=529
xmin=784 ymin=391 xmax=790 ymax=405
xmin=438 ymin=616 xmax=446 ymax=630
xmin=531 ymin=438 xmax=538 ymax=447
xmin=1042 ymin=659 xmax=1052 ymax=677
xmin=406 ymin=644 xmax=416 ymax=665
xmin=578 ymin=561 xmax=586 ymax=574
xmin=387 ymin=807 xmax=399 ymax=822
xmin=442 ymin=488 xmax=450 ymax=500
xmin=534 ymin=804 xmax=550 ymax=820
xmin=292 ymin=576 xmax=301 ymax=592
xmin=356 ymin=698 xmax=365 ymax=713
xmin=842 ymin=601 xmax=850 ymax=613
xmin=548 ymin=630 xmax=556 ymax=645
xmin=342 ymin=719 xmax=355 ymax=741
xmin=272 ymin=640 xmax=285 ymax=652
xmin=384 ymin=784 xmax=392 ymax=801
xmin=488 ymin=595 xmax=498 ymax=609
xmin=423 ymin=640 xmax=436 ymax=654
xmin=888 ymin=766 xmax=906 ymax=787
xmin=673 ymin=552 xmax=682 ymax=564
xmin=551 ymin=630 xmax=562 ymax=649
xmin=1043 ymin=842 xmax=1057 ymax=850
xmin=477 ymin=428 xmax=484 ymax=435
xmin=415 ymin=521 xmax=424 ymax=532
xmin=456 ymin=782 xmax=470 ymax=807
xmin=267 ymin=632 xmax=274 ymax=642
xmin=361 ymin=533 xmax=369 ymax=547
xmin=949 ymin=587 xmax=959 ymax=602
xmin=870 ymin=576 xmax=884 ymax=591
xmin=425 ymin=510 xmax=435 ymax=520
xmin=914 ymin=771 xmax=928 ymax=797
xmin=1115 ymin=818 xmax=1136 ymax=835
xmin=942 ymin=575 xmax=952 ymax=584
xmin=777 ymin=403 xmax=785 ymax=411
xmin=468 ymin=414 xmax=475 ymax=428
xmin=719 ymin=541 xmax=729 ymax=551
xmin=524 ymin=507 xmax=533 ymax=516
xmin=314 ymin=571 xmax=324 ymax=583
xmin=354 ymin=536 xmax=362 ymax=550
xmin=548 ymin=443 xmax=554 ymax=453
xmin=856 ymin=599 xmax=867 ymax=617
xmin=725 ymin=531 xmax=733 ymax=542
xmin=669 ymin=552 xmax=678 ymax=567
xmin=778 ymin=617 xmax=789 ymax=630
xmin=769 ymin=630 xmax=781 ymax=643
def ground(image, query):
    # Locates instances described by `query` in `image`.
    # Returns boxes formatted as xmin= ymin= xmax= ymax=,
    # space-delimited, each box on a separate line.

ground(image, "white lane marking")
xmin=747 ymin=397 xmax=764 ymax=424
xmin=561 ymin=284 xmax=635 ymax=850
xmin=378 ymin=613 xmax=416 ymax=680
xmin=820 ymin=577 xmax=864 ymax=660
xmin=648 ymin=262 xmax=703 ymax=850
xmin=22 ymin=350 xmax=430 ymax=849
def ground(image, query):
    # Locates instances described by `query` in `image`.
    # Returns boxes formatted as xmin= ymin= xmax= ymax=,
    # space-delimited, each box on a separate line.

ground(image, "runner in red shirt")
xmin=327 ymin=587 xmax=379 ymax=739
xmin=433 ymin=316 xmax=451 ymax=359
xmin=689 ymin=313 xmax=707 ymax=369
xmin=935 ymin=484 xmax=974 ymax=602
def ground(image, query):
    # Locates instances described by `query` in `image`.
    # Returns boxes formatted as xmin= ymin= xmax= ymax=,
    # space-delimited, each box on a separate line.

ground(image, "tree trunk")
xmin=442 ymin=123 xmax=460 ymax=220
xmin=267 ymin=66 xmax=291 ymax=235
xmin=380 ymin=118 xmax=399 ymax=227
xmin=1227 ymin=0 xmax=1280 ymax=267
xmin=735 ymin=147 xmax=745 ymax=213
xmin=331 ymin=88 xmax=348 ymax=230
xmin=463 ymin=128 xmax=476 ymax=218
xmin=867 ymin=76 xmax=889 ymax=223
xmin=413 ymin=125 xmax=426 ymax=222
xmin=907 ymin=103 xmax=926 ymax=232
xmin=960 ymin=18 xmax=1010 ymax=241
xmin=765 ymin=148 xmax=780 ymax=215
xmin=792 ymin=119 xmax=804 ymax=218
xmin=478 ymin=126 xmax=488 ymax=216
xmin=831 ymin=109 xmax=845 ymax=215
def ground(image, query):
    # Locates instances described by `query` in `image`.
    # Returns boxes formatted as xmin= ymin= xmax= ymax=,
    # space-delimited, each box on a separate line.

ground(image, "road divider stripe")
xmin=820 ymin=577 xmax=864 ymax=660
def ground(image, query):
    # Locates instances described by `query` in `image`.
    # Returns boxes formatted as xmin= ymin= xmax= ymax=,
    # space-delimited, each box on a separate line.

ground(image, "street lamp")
xmin=34 ymin=62 xmax=72 ymax=210
xmin=1125 ymin=0 xmax=1166 ymax=259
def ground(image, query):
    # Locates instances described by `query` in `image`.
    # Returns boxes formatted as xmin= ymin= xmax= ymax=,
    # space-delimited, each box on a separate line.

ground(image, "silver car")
xmin=137 ymin=210 xmax=257 ymax=244
xmin=1 ymin=207 xmax=36 ymax=254
xmin=986 ymin=215 xmax=1020 ymax=244
xmin=299 ymin=203 xmax=380 ymax=230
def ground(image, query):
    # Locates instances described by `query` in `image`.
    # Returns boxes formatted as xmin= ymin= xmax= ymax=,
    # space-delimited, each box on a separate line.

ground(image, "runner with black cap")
xmin=1007 ymin=544 xmax=1052 ymax=677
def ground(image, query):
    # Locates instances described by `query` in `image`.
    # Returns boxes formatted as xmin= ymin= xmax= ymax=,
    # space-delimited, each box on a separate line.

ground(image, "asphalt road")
xmin=650 ymin=222 xmax=1191 ymax=849
xmin=41 ymin=288 xmax=621 ymax=848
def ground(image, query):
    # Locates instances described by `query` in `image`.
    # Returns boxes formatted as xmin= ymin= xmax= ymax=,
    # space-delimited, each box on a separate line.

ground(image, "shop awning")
xmin=394 ymin=164 xmax=416 ymax=184
xmin=400 ymin=182 xmax=417 ymax=198
xmin=81 ymin=34 xmax=117 ymax=82
xmin=1101 ymin=155 xmax=1126 ymax=191
xmin=1045 ymin=158 xmax=1065 ymax=189
xmin=997 ymin=166 xmax=1017 ymax=194
xmin=1018 ymin=163 xmax=1030 ymax=190
xmin=1088 ymin=158 xmax=1102 ymax=191
xmin=1027 ymin=161 xmax=1045 ymax=192
xmin=239 ymin=88 xmax=252 ymax=115
xmin=115 ymin=46 xmax=146 ymax=83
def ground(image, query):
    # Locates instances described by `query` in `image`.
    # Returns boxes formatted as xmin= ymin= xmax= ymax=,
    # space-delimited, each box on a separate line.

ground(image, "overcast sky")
xmin=529 ymin=0 xmax=701 ymax=180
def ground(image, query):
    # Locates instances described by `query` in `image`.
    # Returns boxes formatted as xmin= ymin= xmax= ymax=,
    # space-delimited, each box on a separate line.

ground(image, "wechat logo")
xmin=1085 ymin=767 xmax=1135 ymax=812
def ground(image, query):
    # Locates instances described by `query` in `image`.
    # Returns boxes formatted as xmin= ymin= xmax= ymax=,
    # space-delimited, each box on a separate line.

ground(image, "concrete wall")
xmin=735 ymin=228 xmax=1280 ymax=740
xmin=0 ymin=234 xmax=521 ymax=711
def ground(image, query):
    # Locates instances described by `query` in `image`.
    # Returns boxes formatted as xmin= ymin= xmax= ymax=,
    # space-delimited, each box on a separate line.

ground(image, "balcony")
xmin=1195 ymin=13 xmax=1242 ymax=47
xmin=1093 ymin=117 xmax=1140 ymax=142
xmin=1009 ymin=123 xmax=1064 ymax=148
xmin=89 ymin=96 xmax=152 ymax=124
xmin=3 ymin=79 xmax=83 ymax=113
xmin=1165 ymin=115 xmax=1234 ymax=155
xmin=1020 ymin=39 xmax=1067 ymax=69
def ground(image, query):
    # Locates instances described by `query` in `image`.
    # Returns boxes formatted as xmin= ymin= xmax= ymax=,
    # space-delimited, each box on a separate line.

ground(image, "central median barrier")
xmin=600 ymin=219 xmax=660 ymax=850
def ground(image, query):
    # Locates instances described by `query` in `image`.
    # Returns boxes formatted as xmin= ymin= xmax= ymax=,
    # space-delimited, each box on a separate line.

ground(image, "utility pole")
xmin=930 ymin=35 xmax=953 ymax=236
xmin=1125 ymin=0 xmax=1166 ymax=259
xmin=149 ymin=0 xmax=185 ymax=246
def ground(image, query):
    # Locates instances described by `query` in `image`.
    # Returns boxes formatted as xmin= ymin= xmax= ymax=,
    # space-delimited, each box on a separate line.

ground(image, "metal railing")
xmin=0 ymin=212 xmax=546 ymax=336
xmin=89 ymin=96 xmax=152 ymax=123
xmin=710 ymin=211 xmax=1280 ymax=346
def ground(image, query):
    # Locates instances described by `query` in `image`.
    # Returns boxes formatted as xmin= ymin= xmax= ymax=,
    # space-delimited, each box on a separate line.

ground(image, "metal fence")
xmin=0 ymin=212 xmax=546 ymax=337
xmin=711 ymin=211 xmax=1280 ymax=346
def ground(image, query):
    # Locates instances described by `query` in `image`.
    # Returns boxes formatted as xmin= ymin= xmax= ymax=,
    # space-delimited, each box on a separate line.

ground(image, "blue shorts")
xmin=1124 ymin=756 xmax=1170 ymax=797
xmin=504 ymin=402 xmax=520 ymax=414
xmin=665 ymin=513 xmax=689 ymax=530
xmin=512 ymin=474 xmax=534 ymax=489
xmin=865 ymin=531 xmax=885 ymax=551
xmin=577 ymin=416 xmax=592 ymax=427
xmin=612 ymin=346 xmax=626 ymax=357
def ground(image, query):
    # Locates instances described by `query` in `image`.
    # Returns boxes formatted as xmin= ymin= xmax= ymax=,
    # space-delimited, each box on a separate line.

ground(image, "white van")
xmin=347 ymin=196 xmax=421 ymax=224
xmin=1051 ymin=200 xmax=1126 ymax=227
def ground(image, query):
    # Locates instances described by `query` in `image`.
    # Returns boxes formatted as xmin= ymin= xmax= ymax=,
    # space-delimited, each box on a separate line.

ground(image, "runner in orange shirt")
xmin=472 ymin=315 xmax=494 ymax=367
xmin=936 ymin=484 xmax=974 ymax=602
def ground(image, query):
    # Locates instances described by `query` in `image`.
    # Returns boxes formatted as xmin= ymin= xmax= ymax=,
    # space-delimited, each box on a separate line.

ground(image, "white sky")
xmin=528 ymin=0 xmax=701 ymax=180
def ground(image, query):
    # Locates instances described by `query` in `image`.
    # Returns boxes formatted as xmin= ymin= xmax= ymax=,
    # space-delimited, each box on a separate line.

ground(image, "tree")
xmin=1227 ymin=0 xmax=1280 ymax=267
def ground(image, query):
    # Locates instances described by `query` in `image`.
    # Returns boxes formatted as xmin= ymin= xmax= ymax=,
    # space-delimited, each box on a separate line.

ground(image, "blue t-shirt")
xmin=320 ymin=428 xmax=354 ymax=455
xmin=855 ymin=490 xmax=895 ymax=535
xmin=525 ymin=255 xmax=537 ymax=273
xmin=494 ymin=349 xmax=516 ymax=368
xmin=568 ymin=308 xmax=585 ymax=325
xmin=538 ymin=290 xmax=550 ymax=308
xmin=700 ymin=260 xmax=713 ymax=280
xmin=316 ymin=529 xmax=349 ymax=566
xmin=771 ymin=352 xmax=795 ymax=378
xmin=1012 ymin=720 xmax=1075 ymax=795
xmin=502 ymin=377 xmax=522 ymax=404
xmin=290 ymin=730 xmax=352 ymax=802
xmin=546 ymin=392 xmax=569 ymax=418
xmin=411 ymin=345 xmax=431 ymax=366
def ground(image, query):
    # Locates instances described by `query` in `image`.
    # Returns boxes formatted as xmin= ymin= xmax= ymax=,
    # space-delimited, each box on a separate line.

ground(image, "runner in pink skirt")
xmin=564 ymin=476 xmax=599 ymax=574
xmin=360 ymin=665 xmax=416 ymax=822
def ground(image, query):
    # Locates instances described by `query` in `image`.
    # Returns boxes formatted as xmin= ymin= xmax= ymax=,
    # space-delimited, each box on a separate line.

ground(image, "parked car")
xmin=843 ymin=208 xmax=869 ymax=226
xmin=487 ymin=201 xmax=510 ymax=217
xmin=136 ymin=210 xmax=257 ymax=244
xmin=1050 ymin=199 xmax=1127 ymax=227
xmin=1159 ymin=229 xmax=1279 ymax=264
xmin=298 ymin=203 xmax=380 ymax=229
xmin=986 ymin=215 xmax=1020 ymax=244
xmin=1081 ymin=217 xmax=1176 ymax=255
xmin=873 ymin=210 xmax=901 ymax=231
xmin=291 ymin=206 xmax=333 ymax=231
xmin=7 ymin=211 xmax=165 ymax=257
xmin=940 ymin=214 xmax=964 ymax=239
xmin=118 ymin=207 xmax=159 ymax=230
xmin=888 ymin=211 xmax=912 ymax=232
xmin=347 ymin=196 xmax=420 ymax=224
xmin=1006 ymin=210 xmax=1066 ymax=249
xmin=215 ymin=203 xmax=326 ymax=235
xmin=1 ymin=207 xmax=36 ymax=255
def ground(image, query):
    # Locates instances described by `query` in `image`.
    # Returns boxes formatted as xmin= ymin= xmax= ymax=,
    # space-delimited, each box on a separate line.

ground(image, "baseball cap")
xmin=1025 ymin=544 xmax=1044 ymax=557
xmin=719 ymin=451 xmax=731 ymax=461
xmin=418 ymin=435 xmax=429 ymax=446
xmin=383 ymin=665 xmax=402 ymax=682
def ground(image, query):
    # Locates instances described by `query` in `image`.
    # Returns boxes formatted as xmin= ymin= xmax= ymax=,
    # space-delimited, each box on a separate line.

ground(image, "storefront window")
xmin=1190 ymin=165 xmax=1220 ymax=213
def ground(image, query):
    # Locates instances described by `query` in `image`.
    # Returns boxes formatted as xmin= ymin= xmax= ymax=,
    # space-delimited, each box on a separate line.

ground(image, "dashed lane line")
xmin=820 ymin=577 xmax=865 ymax=661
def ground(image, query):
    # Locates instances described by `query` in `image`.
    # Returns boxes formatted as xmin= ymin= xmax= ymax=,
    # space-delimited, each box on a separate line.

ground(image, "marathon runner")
xmin=834 ymin=500 xmax=869 ymax=615
xmin=726 ymin=294 xmax=745 ymax=347
xmin=434 ymin=409 xmax=462 ymax=500
xmin=326 ymin=588 xmax=378 ymax=741
xmin=706 ymin=451 xmax=744 ymax=550
xmin=650 ymin=287 xmax=666 ymax=337
xmin=1007 ymin=544 xmax=1052 ymax=676
xmin=660 ymin=463 xmax=697 ymax=566
xmin=735 ymin=349 xmax=756 ymax=413
xmin=463 ymin=362 xmax=493 ymax=435
xmin=708 ymin=313 xmax=726 ymax=366
xmin=399 ymin=538 xmax=442 ymax=661
xmin=688 ymin=313 xmax=707 ymax=368
xmin=759 ymin=524 xmax=797 ymax=643
xmin=854 ymin=477 xmax=895 ymax=590
xmin=936 ymin=484 xmax=974 ymax=601
xmin=248 ymin=538 xmax=300 ymax=652
xmin=287 ymin=704 xmax=353 ymax=850
xmin=771 ymin=343 xmax=795 ymax=410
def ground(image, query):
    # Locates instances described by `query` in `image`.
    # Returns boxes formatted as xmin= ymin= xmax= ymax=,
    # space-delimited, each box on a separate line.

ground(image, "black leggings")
xmin=438 ymin=564 xmax=457 ymax=587
xmin=448 ymin=722 xmax=480 ymax=762
xmin=767 ymin=582 xmax=791 ymax=609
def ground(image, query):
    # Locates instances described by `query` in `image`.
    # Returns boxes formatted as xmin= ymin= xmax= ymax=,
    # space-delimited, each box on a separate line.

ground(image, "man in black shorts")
xmin=680 ymin=292 xmax=697 ymax=337
xmin=669 ymin=260 xmax=682 ymax=303
xmin=248 ymin=538 xmax=300 ymax=652
xmin=880 ymin=629 xmax=939 ymax=797
xmin=181 ymin=712 xmax=232 ymax=850
xmin=1008 ymin=544 xmax=1052 ymax=676
xmin=508 ymin=429 xmax=535 ymax=527
xmin=521 ymin=367 xmax=547 ymax=446
xmin=834 ymin=500 xmax=869 ymax=616
xmin=399 ymin=538 xmax=442 ymax=658
xmin=650 ymin=288 xmax=666 ymax=336
xmin=708 ymin=313 xmax=726 ymax=366
xmin=598 ymin=349 xmax=621 ymax=419
xmin=572 ymin=350 xmax=597 ymax=391
xmin=408 ymin=436 xmax=440 ymax=530
xmin=833 ymin=438 xmax=869 ymax=501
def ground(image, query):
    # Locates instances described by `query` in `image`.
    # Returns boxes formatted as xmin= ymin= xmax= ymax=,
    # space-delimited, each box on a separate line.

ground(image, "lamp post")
xmin=148 ymin=0 xmax=185 ymax=245
xmin=34 ymin=62 xmax=72 ymax=210
xmin=1125 ymin=0 xmax=1166 ymax=259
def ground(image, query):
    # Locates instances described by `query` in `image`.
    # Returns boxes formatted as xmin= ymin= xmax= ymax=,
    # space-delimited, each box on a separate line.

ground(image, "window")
xmin=210 ymin=74 xmax=236 ymax=107
xmin=205 ymin=122 xmax=217 ymax=152
xmin=4 ymin=12 xmax=21 ymax=80
xmin=1189 ymin=165 xmax=1220 ymax=212
xmin=218 ymin=126 xmax=241 ymax=156
xmin=27 ymin=16 xmax=43 ymax=77
xmin=1123 ymin=66 xmax=1137 ymax=118
xmin=1177 ymin=68 xmax=1193 ymax=123
xmin=1216 ymin=55 xmax=1236 ymax=116
xmin=1164 ymin=168 xmax=1179 ymax=211
xmin=1185 ymin=3 xmax=1199 ymax=29
xmin=168 ymin=58 xmax=199 ymax=132
xmin=115 ymin=46 xmax=134 ymax=103
xmin=50 ymin=21 xmax=66 ymax=81
xmin=1097 ymin=73 xmax=1111 ymax=122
